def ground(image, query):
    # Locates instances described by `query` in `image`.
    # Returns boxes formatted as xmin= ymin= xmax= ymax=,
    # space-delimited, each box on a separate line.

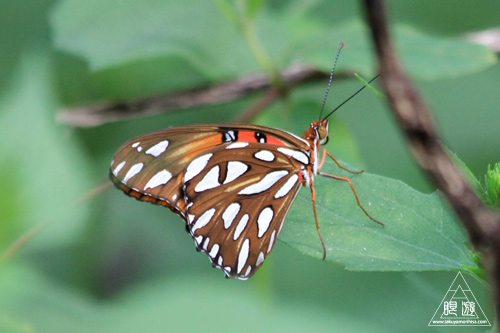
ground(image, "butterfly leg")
xmin=310 ymin=185 xmax=328 ymax=260
xmin=319 ymin=149 xmax=363 ymax=174
xmin=319 ymin=172 xmax=384 ymax=226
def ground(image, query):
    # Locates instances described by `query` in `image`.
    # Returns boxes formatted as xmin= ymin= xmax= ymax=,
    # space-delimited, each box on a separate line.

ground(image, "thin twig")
xmin=363 ymin=0 xmax=500 ymax=322
xmin=234 ymin=88 xmax=282 ymax=123
xmin=58 ymin=65 xmax=337 ymax=127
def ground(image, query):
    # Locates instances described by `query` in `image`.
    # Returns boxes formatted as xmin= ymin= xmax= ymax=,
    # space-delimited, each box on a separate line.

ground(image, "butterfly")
xmin=109 ymin=47 xmax=382 ymax=280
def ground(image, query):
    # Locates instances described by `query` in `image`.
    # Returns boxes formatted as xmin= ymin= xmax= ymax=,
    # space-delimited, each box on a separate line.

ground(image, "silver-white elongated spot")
xmin=224 ymin=161 xmax=248 ymax=184
xmin=195 ymin=235 xmax=203 ymax=246
xmin=274 ymin=174 xmax=299 ymax=199
xmin=278 ymin=147 xmax=309 ymax=165
xmin=113 ymin=161 xmax=126 ymax=175
xmin=194 ymin=165 xmax=220 ymax=192
xmin=267 ymin=230 xmax=276 ymax=253
xmin=217 ymin=256 xmax=223 ymax=267
xmin=184 ymin=153 xmax=213 ymax=183
xmin=191 ymin=208 xmax=215 ymax=233
xmin=244 ymin=266 xmax=252 ymax=277
xmin=256 ymin=251 xmax=265 ymax=266
xmin=237 ymin=238 xmax=250 ymax=274
xmin=123 ymin=163 xmax=144 ymax=182
xmin=144 ymin=169 xmax=173 ymax=190
xmin=254 ymin=150 xmax=275 ymax=162
xmin=209 ymin=244 xmax=219 ymax=258
xmin=222 ymin=203 xmax=241 ymax=229
xmin=226 ymin=142 xmax=248 ymax=149
xmin=234 ymin=214 xmax=249 ymax=240
xmin=145 ymin=140 xmax=169 ymax=157
xmin=203 ymin=237 xmax=210 ymax=251
xmin=257 ymin=206 xmax=273 ymax=238
xmin=238 ymin=170 xmax=289 ymax=195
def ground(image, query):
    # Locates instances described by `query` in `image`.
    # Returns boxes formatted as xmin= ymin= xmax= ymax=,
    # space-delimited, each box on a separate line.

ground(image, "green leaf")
xmin=50 ymin=0 xmax=257 ymax=78
xmin=280 ymin=159 xmax=476 ymax=272
xmin=289 ymin=20 xmax=496 ymax=80
xmin=485 ymin=163 xmax=500 ymax=208
xmin=395 ymin=24 xmax=497 ymax=80
xmin=354 ymin=73 xmax=385 ymax=99
xmin=51 ymin=1 xmax=496 ymax=86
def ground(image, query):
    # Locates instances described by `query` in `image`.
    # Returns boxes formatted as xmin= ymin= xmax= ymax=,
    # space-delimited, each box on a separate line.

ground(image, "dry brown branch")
xmin=363 ymin=0 xmax=500 ymax=323
xmin=57 ymin=64 xmax=340 ymax=127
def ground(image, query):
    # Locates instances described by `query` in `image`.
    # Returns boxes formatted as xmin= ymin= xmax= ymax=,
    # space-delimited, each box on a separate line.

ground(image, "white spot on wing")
xmin=145 ymin=140 xmax=169 ymax=157
xmin=278 ymin=147 xmax=309 ymax=165
xmin=254 ymin=150 xmax=275 ymax=162
xmin=203 ymin=237 xmax=210 ymax=251
xmin=144 ymin=169 xmax=173 ymax=190
xmin=238 ymin=170 xmax=289 ymax=195
xmin=195 ymin=235 xmax=203 ymax=246
xmin=224 ymin=161 xmax=248 ymax=184
xmin=226 ymin=142 xmax=249 ymax=149
xmin=191 ymin=208 xmax=215 ymax=233
xmin=184 ymin=153 xmax=213 ymax=183
xmin=222 ymin=203 xmax=241 ymax=229
xmin=244 ymin=266 xmax=252 ymax=277
xmin=132 ymin=142 xmax=140 ymax=148
xmin=113 ymin=161 xmax=126 ymax=175
xmin=256 ymin=251 xmax=265 ymax=266
xmin=209 ymin=244 xmax=219 ymax=258
xmin=123 ymin=163 xmax=144 ymax=182
xmin=234 ymin=214 xmax=249 ymax=240
xmin=237 ymin=238 xmax=250 ymax=274
xmin=257 ymin=207 xmax=273 ymax=238
xmin=267 ymin=230 xmax=276 ymax=253
xmin=274 ymin=174 xmax=299 ymax=199
xmin=195 ymin=165 xmax=220 ymax=192
xmin=218 ymin=256 xmax=223 ymax=266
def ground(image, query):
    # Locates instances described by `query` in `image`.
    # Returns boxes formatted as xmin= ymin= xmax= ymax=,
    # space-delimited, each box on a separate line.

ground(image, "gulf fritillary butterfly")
xmin=109 ymin=46 xmax=382 ymax=280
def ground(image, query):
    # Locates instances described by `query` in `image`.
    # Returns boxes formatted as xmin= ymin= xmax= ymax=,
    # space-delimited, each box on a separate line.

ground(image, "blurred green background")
xmin=0 ymin=0 xmax=498 ymax=332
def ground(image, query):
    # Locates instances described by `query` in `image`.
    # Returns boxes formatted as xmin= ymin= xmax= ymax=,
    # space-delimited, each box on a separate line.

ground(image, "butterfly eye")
xmin=317 ymin=120 xmax=329 ymax=145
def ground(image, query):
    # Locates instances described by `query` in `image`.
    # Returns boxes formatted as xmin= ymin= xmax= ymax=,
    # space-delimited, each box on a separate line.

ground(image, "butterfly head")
xmin=305 ymin=119 xmax=329 ymax=146
xmin=317 ymin=119 xmax=329 ymax=145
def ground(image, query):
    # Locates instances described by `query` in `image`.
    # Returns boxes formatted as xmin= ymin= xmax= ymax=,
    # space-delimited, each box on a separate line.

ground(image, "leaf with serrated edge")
xmin=280 ymin=160 xmax=476 ymax=272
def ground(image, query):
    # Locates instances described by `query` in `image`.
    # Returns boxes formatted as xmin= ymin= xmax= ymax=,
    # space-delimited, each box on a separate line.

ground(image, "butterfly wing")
xmin=110 ymin=124 xmax=312 ymax=279
xmin=182 ymin=142 xmax=310 ymax=279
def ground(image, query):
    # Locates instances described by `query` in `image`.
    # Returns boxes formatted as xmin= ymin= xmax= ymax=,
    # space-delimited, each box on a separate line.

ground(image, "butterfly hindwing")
xmin=182 ymin=142 xmax=309 ymax=279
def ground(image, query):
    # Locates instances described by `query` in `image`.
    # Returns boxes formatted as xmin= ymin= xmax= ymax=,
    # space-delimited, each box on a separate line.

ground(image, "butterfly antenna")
xmin=318 ymin=42 xmax=344 ymax=121
xmin=323 ymin=74 xmax=380 ymax=120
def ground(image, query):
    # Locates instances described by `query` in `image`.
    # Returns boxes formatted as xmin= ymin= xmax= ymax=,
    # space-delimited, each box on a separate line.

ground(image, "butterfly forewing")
xmin=182 ymin=143 xmax=308 ymax=279
xmin=110 ymin=127 xmax=234 ymax=217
